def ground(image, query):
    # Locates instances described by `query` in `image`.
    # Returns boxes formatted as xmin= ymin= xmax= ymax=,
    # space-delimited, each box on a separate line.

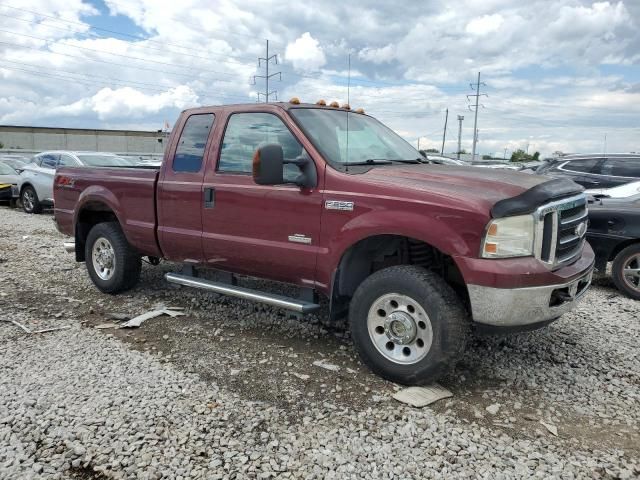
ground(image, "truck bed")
xmin=54 ymin=166 xmax=161 ymax=257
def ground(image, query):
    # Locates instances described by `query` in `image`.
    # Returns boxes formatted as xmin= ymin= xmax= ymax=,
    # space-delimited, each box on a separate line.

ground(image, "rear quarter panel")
xmin=54 ymin=167 xmax=161 ymax=256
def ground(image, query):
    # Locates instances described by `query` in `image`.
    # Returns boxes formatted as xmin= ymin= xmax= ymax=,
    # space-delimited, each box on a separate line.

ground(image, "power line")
xmin=0 ymin=62 xmax=254 ymax=102
xmin=0 ymin=11 xmax=260 ymax=68
xmin=253 ymin=40 xmax=280 ymax=102
xmin=0 ymin=59 xmax=253 ymax=101
xmin=0 ymin=29 xmax=247 ymax=79
xmin=0 ymin=3 xmax=286 ymax=48
xmin=0 ymin=40 xmax=240 ymax=83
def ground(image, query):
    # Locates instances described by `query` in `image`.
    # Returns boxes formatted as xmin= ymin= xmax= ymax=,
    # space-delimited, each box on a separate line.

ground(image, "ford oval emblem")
xmin=575 ymin=221 xmax=587 ymax=237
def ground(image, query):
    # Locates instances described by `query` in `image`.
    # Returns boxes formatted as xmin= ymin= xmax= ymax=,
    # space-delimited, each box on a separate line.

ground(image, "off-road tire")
xmin=611 ymin=243 xmax=640 ymax=300
xmin=85 ymin=222 xmax=141 ymax=294
xmin=349 ymin=265 xmax=469 ymax=385
xmin=21 ymin=185 xmax=42 ymax=214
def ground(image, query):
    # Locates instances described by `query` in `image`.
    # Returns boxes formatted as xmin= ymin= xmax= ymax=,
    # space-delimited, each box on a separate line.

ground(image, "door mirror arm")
xmin=285 ymin=154 xmax=317 ymax=189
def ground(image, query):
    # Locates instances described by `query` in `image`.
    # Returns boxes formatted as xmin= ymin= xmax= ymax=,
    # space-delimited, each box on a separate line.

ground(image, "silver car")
xmin=0 ymin=161 xmax=21 ymax=205
xmin=18 ymin=151 xmax=133 ymax=214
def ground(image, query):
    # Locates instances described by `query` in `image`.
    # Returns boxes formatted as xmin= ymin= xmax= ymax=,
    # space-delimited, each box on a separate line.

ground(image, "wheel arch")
xmin=74 ymin=201 xmax=121 ymax=262
xmin=329 ymin=233 xmax=467 ymax=321
xmin=609 ymin=238 xmax=640 ymax=262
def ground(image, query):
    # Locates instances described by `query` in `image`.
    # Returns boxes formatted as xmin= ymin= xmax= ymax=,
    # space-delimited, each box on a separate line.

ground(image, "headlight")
xmin=481 ymin=214 xmax=535 ymax=258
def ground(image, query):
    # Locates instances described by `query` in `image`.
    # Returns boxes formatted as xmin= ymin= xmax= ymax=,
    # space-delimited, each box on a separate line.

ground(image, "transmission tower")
xmin=252 ymin=40 xmax=281 ymax=102
xmin=467 ymin=72 xmax=487 ymax=162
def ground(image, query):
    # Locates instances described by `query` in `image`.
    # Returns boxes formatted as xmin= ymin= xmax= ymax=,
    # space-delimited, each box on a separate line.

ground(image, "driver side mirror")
xmin=252 ymin=144 xmax=284 ymax=185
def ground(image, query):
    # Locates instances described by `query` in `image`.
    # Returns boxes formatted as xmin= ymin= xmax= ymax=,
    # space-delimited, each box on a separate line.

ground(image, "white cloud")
xmin=284 ymin=32 xmax=326 ymax=71
xmin=53 ymin=86 xmax=200 ymax=120
xmin=466 ymin=14 xmax=504 ymax=35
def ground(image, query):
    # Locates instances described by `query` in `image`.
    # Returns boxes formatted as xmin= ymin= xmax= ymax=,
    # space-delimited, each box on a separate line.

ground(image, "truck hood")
xmin=360 ymin=165 xmax=580 ymax=216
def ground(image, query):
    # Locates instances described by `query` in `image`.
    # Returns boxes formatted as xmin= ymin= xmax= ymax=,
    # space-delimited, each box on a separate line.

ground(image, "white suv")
xmin=18 ymin=151 xmax=132 ymax=213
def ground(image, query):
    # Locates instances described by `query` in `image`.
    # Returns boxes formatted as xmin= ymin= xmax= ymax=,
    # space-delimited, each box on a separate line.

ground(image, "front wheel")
xmin=611 ymin=244 xmax=640 ymax=300
xmin=349 ymin=265 xmax=469 ymax=385
xmin=85 ymin=222 xmax=141 ymax=294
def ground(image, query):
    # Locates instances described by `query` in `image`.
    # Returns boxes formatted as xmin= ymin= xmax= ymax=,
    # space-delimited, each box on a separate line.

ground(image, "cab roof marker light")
xmin=316 ymin=99 xmax=326 ymax=106
xmin=355 ymin=108 xmax=365 ymax=114
xmin=289 ymin=97 xmax=301 ymax=104
xmin=342 ymin=103 xmax=351 ymax=110
xmin=329 ymin=101 xmax=340 ymax=108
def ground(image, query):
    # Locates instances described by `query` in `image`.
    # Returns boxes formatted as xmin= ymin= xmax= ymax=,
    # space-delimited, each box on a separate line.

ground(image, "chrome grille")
xmin=534 ymin=194 xmax=588 ymax=268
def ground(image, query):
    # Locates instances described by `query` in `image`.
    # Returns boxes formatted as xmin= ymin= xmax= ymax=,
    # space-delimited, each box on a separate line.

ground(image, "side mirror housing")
xmin=253 ymin=144 xmax=284 ymax=185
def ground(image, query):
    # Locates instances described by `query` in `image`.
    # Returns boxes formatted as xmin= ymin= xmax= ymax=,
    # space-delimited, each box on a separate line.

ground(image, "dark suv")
xmin=536 ymin=153 xmax=640 ymax=189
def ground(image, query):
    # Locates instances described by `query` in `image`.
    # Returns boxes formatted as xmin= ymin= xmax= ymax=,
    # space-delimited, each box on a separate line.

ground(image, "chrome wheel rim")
xmin=622 ymin=254 xmax=640 ymax=292
xmin=22 ymin=190 xmax=34 ymax=211
xmin=92 ymin=237 xmax=116 ymax=281
xmin=367 ymin=293 xmax=433 ymax=365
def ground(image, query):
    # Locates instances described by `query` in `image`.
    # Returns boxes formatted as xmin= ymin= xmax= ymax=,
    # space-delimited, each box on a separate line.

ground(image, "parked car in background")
xmin=518 ymin=160 xmax=545 ymax=173
xmin=587 ymin=194 xmax=640 ymax=300
xmin=536 ymin=153 xmax=640 ymax=189
xmin=586 ymin=180 xmax=640 ymax=199
xmin=423 ymin=154 xmax=470 ymax=166
xmin=19 ymin=151 xmax=134 ymax=213
xmin=0 ymin=161 xmax=20 ymax=205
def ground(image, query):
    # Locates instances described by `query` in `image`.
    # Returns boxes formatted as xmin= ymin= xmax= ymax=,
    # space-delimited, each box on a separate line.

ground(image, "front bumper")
xmin=467 ymin=266 xmax=593 ymax=327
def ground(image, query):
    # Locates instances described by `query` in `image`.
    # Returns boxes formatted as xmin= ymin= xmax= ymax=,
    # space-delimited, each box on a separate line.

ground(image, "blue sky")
xmin=0 ymin=0 xmax=639 ymax=157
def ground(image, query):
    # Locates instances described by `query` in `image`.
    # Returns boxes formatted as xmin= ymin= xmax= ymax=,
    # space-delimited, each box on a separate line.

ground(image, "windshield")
xmin=290 ymin=108 xmax=421 ymax=166
xmin=0 ymin=162 xmax=16 ymax=175
xmin=76 ymin=154 xmax=132 ymax=167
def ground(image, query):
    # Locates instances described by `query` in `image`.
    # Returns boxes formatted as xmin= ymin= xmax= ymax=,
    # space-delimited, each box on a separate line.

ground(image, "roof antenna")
xmin=345 ymin=53 xmax=351 ymax=173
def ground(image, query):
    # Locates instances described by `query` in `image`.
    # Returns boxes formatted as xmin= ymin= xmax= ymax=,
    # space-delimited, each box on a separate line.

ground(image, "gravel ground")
xmin=0 ymin=205 xmax=638 ymax=479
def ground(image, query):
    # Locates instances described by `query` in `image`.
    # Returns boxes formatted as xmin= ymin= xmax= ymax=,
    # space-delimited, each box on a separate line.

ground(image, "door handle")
xmin=204 ymin=187 xmax=215 ymax=208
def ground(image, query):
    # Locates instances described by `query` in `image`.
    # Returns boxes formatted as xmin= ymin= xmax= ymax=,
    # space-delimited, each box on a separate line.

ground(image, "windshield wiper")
xmin=345 ymin=158 xmax=427 ymax=166
xmin=345 ymin=159 xmax=394 ymax=166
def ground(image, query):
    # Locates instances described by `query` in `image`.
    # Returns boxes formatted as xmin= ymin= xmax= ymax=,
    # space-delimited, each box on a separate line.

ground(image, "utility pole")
xmin=456 ymin=115 xmax=464 ymax=160
xmin=440 ymin=108 xmax=448 ymax=155
xmin=467 ymin=72 xmax=486 ymax=162
xmin=253 ymin=40 xmax=281 ymax=102
xmin=503 ymin=147 xmax=508 ymax=159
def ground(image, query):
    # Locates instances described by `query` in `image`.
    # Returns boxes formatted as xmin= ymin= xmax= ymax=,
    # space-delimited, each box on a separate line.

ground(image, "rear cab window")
xmin=173 ymin=114 xmax=215 ymax=173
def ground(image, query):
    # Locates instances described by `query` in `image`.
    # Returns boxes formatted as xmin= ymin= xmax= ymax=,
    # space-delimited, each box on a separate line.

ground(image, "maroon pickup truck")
xmin=54 ymin=100 xmax=594 ymax=385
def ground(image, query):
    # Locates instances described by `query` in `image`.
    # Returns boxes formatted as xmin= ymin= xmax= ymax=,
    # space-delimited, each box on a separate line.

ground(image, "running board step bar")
xmin=165 ymin=272 xmax=320 ymax=313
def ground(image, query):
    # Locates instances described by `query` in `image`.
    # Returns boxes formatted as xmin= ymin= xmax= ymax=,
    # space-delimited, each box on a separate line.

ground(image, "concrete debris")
xmin=120 ymin=307 xmax=185 ymax=328
xmin=95 ymin=323 xmax=118 ymax=330
xmin=486 ymin=403 xmax=501 ymax=415
xmin=392 ymin=384 xmax=453 ymax=408
xmin=1 ymin=319 xmax=70 ymax=335
xmin=312 ymin=360 xmax=340 ymax=372
xmin=540 ymin=420 xmax=558 ymax=436
xmin=293 ymin=373 xmax=310 ymax=381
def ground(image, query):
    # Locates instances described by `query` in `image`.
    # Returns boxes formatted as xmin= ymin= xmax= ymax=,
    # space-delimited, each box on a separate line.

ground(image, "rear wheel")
xmin=21 ymin=186 xmax=42 ymax=214
xmin=85 ymin=222 xmax=141 ymax=294
xmin=611 ymin=244 xmax=640 ymax=300
xmin=349 ymin=265 xmax=469 ymax=385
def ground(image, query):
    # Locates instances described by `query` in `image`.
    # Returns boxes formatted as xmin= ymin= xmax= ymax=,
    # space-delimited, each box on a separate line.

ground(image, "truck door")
xmin=201 ymin=111 xmax=322 ymax=286
xmin=157 ymin=113 xmax=215 ymax=263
